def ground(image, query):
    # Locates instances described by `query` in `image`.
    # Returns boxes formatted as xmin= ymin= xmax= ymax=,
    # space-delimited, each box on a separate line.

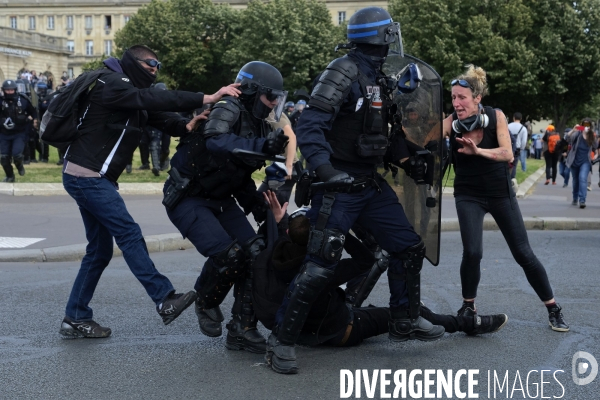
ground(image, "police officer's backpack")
xmin=39 ymin=69 xmax=108 ymax=151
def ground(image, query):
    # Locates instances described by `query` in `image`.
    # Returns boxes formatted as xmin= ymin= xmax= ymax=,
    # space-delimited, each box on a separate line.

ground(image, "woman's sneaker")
xmin=59 ymin=317 xmax=111 ymax=338
xmin=548 ymin=304 xmax=569 ymax=332
xmin=457 ymin=302 xmax=476 ymax=317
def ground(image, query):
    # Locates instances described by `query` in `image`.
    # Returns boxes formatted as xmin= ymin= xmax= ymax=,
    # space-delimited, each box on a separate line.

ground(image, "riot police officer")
xmin=1 ymin=79 xmax=37 ymax=182
xmin=164 ymin=61 xmax=289 ymax=353
xmin=266 ymin=7 xmax=444 ymax=374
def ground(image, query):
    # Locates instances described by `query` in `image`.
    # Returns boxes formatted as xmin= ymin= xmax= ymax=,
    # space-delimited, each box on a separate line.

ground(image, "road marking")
xmin=0 ymin=237 xmax=45 ymax=249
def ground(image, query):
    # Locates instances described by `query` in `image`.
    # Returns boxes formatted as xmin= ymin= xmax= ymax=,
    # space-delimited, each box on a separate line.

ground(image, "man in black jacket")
xmin=255 ymin=192 xmax=508 ymax=369
xmin=59 ymin=45 xmax=240 ymax=338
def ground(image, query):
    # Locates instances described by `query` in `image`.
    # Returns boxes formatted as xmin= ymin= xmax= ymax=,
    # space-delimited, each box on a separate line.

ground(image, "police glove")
xmin=262 ymin=128 xmax=289 ymax=156
xmin=316 ymin=164 xmax=352 ymax=183
xmin=400 ymin=156 xmax=426 ymax=183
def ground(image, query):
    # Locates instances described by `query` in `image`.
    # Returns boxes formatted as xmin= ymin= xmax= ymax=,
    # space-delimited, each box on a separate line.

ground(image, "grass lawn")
xmin=13 ymin=144 xmax=545 ymax=185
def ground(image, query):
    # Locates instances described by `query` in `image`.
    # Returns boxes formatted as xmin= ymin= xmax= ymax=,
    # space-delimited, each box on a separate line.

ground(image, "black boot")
xmin=226 ymin=272 xmax=266 ymax=353
xmin=194 ymin=302 xmax=224 ymax=337
xmin=389 ymin=307 xmax=445 ymax=341
xmin=1 ymin=155 xmax=15 ymax=182
xmin=265 ymin=332 xmax=298 ymax=374
xmin=14 ymin=156 xmax=25 ymax=176
xmin=150 ymin=142 xmax=161 ymax=176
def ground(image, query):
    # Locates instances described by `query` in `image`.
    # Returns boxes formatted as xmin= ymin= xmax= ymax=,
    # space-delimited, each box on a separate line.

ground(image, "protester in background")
xmin=288 ymin=99 xmax=305 ymax=129
xmin=534 ymin=134 xmax=543 ymax=159
xmin=445 ymin=64 xmax=569 ymax=333
xmin=566 ymin=119 xmax=598 ymax=208
xmin=558 ymin=130 xmax=570 ymax=187
xmin=542 ymin=125 xmax=560 ymax=185
xmin=508 ymin=112 xmax=527 ymax=188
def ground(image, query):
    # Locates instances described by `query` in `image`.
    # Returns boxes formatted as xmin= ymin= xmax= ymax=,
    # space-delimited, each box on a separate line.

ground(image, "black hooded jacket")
xmin=65 ymin=54 xmax=205 ymax=181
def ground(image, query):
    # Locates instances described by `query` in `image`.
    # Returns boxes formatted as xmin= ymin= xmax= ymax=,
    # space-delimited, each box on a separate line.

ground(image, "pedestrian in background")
xmin=542 ymin=125 xmax=560 ymax=185
xmin=565 ymin=118 xmax=598 ymax=208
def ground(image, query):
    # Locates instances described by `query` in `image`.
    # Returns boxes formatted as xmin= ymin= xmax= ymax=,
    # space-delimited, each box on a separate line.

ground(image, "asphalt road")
xmin=1 ymin=230 xmax=598 ymax=399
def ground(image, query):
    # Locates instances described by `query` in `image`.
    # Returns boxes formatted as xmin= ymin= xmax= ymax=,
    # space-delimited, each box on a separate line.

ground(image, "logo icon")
xmin=572 ymin=351 xmax=598 ymax=385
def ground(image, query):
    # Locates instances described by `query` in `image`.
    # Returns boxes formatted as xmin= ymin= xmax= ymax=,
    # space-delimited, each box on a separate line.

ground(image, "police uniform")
xmin=1 ymin=80 xmax=37 ymax=181
xmin=165 ymin=61 xmax=289 ymax=353
xmin=267 ymin=7 xmax=444 ymax=375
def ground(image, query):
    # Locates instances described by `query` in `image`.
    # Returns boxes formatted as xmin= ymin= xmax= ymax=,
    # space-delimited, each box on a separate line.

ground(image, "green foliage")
xmin=81 ymin=58 xmax=106 ymax=73
xmin=114 ymin=0 xmax=238 ymax=93
xmin=223 ymin=0 xmax=345 ymax=92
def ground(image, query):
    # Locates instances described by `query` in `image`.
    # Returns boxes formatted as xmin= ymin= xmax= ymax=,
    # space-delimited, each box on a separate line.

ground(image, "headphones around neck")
xmin=452 ymin=104 xmax=489 ymax=134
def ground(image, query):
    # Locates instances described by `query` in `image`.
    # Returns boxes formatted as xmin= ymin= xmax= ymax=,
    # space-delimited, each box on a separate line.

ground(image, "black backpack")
xmin=39 ymin=69 xmax=109 ymax=151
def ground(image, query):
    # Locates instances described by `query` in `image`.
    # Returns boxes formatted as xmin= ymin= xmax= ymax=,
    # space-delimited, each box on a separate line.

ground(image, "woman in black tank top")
xmin=443 ymin=65 xmax=569 ymax=333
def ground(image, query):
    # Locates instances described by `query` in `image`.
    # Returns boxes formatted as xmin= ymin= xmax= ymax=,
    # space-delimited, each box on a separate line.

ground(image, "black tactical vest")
xmin=325 ymin=69 xmax=390 ymax=166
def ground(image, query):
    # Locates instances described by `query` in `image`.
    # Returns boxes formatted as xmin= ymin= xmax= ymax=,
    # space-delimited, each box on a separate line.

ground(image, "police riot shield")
xmin=382 ymin=54 xmax=443 ymax=266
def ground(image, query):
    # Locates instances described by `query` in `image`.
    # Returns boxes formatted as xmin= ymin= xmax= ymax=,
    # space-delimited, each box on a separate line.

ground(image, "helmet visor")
xmin=387 ymin=23 xmax=403 ymax=57
xmin=16 ymin=82 xmax=27 ymax=94
xmin=265 ymin=88 xmax=288 ymax=122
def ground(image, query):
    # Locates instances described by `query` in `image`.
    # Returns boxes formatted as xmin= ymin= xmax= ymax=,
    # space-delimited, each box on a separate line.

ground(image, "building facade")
xmin=0 ymin=0 xmax=387 ymax=81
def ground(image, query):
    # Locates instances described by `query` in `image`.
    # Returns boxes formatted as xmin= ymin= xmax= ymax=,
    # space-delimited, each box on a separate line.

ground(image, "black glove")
xmin=251 ymin=200 xmax=268 ymax=224
xmin=241 ymin=191 xmax=268 ymax=223
xmin=400 ymin=156 xmax=426 ymax=183
xmin=315 ymin=164 xmax=351 ymax=183
xmin=262 ymin=128 xmax=289 ymax=155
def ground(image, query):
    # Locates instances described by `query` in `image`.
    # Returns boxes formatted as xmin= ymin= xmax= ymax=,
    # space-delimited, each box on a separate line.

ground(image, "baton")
xmin=232 ymin=149 xmax=286 ymax=163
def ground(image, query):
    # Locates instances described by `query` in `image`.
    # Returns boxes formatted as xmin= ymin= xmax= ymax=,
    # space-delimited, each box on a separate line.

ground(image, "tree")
xmin=223 ymin=0 xmax=345 ymax=93
xmin=526 ymin=0 xmax=600 ymax=133
xmin=81 ymin=58 xmax=106 ymax=73
xmin=114 ymin=0 xmax=238 ymax=93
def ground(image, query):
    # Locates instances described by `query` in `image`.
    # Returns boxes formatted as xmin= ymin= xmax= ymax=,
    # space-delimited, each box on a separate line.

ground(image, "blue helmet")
xmin=346 ymin=7 xmax=403 ymax=56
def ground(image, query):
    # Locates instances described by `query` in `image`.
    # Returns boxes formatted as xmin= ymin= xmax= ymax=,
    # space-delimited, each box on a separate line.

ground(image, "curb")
xmin=3 ymin=218 xmax=600 ymax=263
xmin=0 ymin=182 xmax=165 ymax=196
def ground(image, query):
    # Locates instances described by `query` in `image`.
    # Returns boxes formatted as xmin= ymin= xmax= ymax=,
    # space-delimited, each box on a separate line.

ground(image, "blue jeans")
xmin=63 ymin=174 xmax=174 ymax=321
xmin=0 ymin=131 xmax=27 ymax=157
xmin=559 ymin=160 xmax=570 ymax=185
xmin=520 ymin=149 xmax=527 ymax=171
xmin=570 ymin=162 xmax=591 ymax=203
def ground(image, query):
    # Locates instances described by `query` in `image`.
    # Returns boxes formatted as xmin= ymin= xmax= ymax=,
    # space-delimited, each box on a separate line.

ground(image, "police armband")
xmin=308 ymin=57 xmax=358 ymax=114
xmin=203 ymin=99 xmax=240 ymax=137
xmin=162 ymin=167 xmax=191 ymax=210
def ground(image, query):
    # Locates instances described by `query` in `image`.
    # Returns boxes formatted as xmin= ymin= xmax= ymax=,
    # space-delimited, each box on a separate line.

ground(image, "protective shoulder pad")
xmin=308 ymin=56 xmax=358 ymax=114
xmin=203 ymin=97 xmax=241 ymax=137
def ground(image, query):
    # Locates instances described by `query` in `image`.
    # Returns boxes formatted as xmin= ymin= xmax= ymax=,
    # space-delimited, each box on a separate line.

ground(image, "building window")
xmin=104 ymin=40 xmax=112 ymax=55
xmin=68 ymin=68 xmax=74 ymax=78
xmin=66 ymin=15 xmax=74 ymax=30
xmin=338 ymin=11 xmax=346 ymax=25
xmin=85 ymin=40 xmax=94 ymax=56
xmin=124 ymin=15 xmax=131 ymax=24
xmin=10 ymin=16 xmax=17 ymax=29
xmin=104 ymin=15 xmax=112 ymax=30
xmin=85 ymin=16 xmax=93 ymax=30
xmin=47 ymin=16 xmax=55 ymax=30
xmin=67 ymin=40 xmax=74 ymax=52
xmin=29 ymin=16 xmax=36 ymax=30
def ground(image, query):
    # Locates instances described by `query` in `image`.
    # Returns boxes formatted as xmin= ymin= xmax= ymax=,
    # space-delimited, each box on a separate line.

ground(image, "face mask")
xmin=120 ymin=50 xmax=157 ymax=89
xmin=584 ymin=127 xmax=590 ymax=133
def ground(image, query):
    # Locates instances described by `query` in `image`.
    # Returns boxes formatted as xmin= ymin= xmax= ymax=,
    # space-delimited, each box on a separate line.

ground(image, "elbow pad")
xmin=203 ymin=99 xmax=240 ymax=137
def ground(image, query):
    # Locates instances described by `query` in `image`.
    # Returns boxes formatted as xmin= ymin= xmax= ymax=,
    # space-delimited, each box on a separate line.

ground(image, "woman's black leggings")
xmin=544 ymin=151 xmax=560 ymax=182
xmin=455 ymin=194 xmax=554 ymax=302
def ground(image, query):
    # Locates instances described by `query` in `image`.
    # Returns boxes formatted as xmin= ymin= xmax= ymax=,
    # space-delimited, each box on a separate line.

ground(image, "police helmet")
xmin=346 ymin=7 xmax=403 ymax=56
xmin=1 ymin=80 xmax=18 ymax=100
xmin=289 ymin=206 xmax=310 ymax=222
xmin=285 ymin=101 xmax=295 ymax=109
xmin=234 ymin=61 xmax=288 ymax=121
xmin=153 ymin=82 xmax=167 ymax=90
xmin=15 ymin=79 xmax=28 ymax=95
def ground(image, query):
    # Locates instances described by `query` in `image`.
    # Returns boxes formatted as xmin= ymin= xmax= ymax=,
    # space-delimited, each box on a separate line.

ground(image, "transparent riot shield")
xmin=381 ymin=54 xmax=443 ymax=266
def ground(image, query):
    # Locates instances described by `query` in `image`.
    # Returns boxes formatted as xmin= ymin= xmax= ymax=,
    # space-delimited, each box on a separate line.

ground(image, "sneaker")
xmin=225 ymin=317 xmax=266 ymax=354
xmin=2 ymin=176 xmax=15 ymax=183
xmin=157 ymin=291 xmax=197 ymax=325
xmin=59 ymin=317 xmax=111 ymax=338
xmin=266 ymin=333 xmax=298 ymax=374
xmin=580 ymin=201 xmax=586 ymax=209
xmin=548 ymin=304 xmax=569 ymax=332
xmin=587 ymin=185 xmax=592 ymax=192
xmin=457 ymin=302 xmax=477 ymax=317
xmin=544 ymin=179 xmax=550 ymax=185
xmin=466 ymin=314 xmax=508 ymax=335
xmin=138 ymin=164 xmax=150 ymax=170
xmin=552 ymin=182 xmax=556 ymax=185
xmin=195 ymin=302 xmax=224 ymax=337
xmin=571 ymin=200 xmax=578 ymax=206
xmin=563 ymin=183 xmax=568 ymax=188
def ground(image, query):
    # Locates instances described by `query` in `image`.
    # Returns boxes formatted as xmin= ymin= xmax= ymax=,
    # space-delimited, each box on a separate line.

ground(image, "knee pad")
xmin=307 ymin=228 xmax=345 ymax=262
xmin=396 ymin=241 xmax=426 ymax=275
xmin=212 ymin=241 xmax=246 ymax=278
xmin=241 ymin=235 xmax=265 ymax=262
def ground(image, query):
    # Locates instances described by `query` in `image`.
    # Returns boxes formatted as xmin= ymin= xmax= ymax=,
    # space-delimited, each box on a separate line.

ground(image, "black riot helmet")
xmin=234 ymin=61 xmax=287 ymax=121
xmin=153 ymin=82 xmax=167 ymax=90
xmin=1 ymin=79 xmax=18 ymax=100
xmin=343 ymin=7 xmax=403 ymax=59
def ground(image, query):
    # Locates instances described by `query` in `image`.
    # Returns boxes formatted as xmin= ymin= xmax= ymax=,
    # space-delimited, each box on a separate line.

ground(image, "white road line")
xmin=0 ymin=237 xmax=46 ymax=249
